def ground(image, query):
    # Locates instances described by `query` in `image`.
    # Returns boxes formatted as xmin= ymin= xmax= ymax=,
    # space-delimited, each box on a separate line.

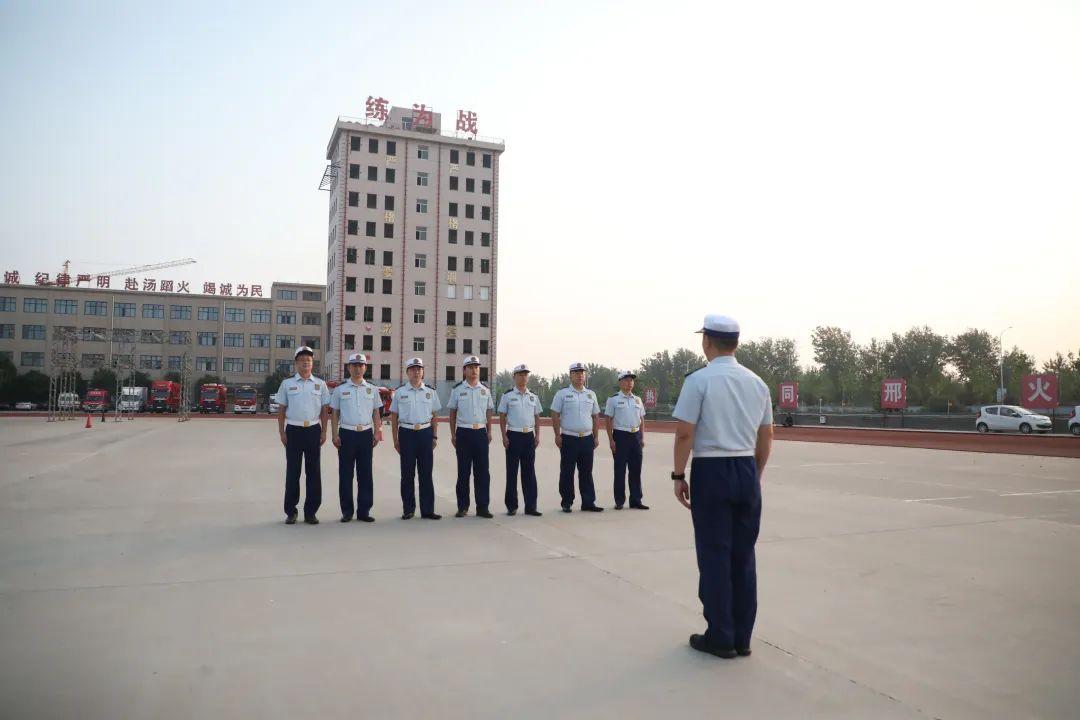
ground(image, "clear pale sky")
xmin=1 ymin=0 xmax=1077 ymax=376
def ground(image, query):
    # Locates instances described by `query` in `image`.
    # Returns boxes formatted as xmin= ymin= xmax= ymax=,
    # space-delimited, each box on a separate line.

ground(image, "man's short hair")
xmin=706 ymin=335 xmax=739 ymax=352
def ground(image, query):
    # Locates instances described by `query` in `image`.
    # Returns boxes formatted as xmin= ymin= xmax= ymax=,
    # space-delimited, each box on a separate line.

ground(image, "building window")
xmin=365 ymin=221 xmax=376 ymax=237
xmin=414 ymin=281 xmax=426 ymax=296
xmin=465 ymin=231 xmax=474 ymax=246
xmin=54 ymin=299 xmax=78 ymax=315
xmin=480 ymin=313 xmax=490 ymax=328
xmin=482 ymin=179 xmax=492 ymax=194
xmin=479 ymin=286 xmax=490 ymax=301
xmin=363 ymin=306 xmax=374 ymax=322
xmin=224 ymin=332 xmax=244 ymax=347
xmin=416 ymin=198 xmax=427 ymax=213
xmin=380 ymin=336 xmax=391 ymax=352
xmin=140 ymin=355 xmax=163 ymax=370
xmin=385 ymin=168 xmax=396 ymax=183
xmin=480 ymin=367 xmax=488 ymax=382
xmin=447 ymin=284 xmax=456 ymax=299
xmin=198 ymin=306 xmax=219 ymax=321
xmin=462 ymin=339 xmax=473 ymax=353
xmin=449 ymin=202 xmax=458 ymax=217
xmin=81 ymin=327 xmax=107 ymax=342
xmin=466 ymin=151 xmax=476 ymax=166
xmin=251 ymin=334 xmax=270 ymax=348
xmin=380 ymin=364 xmax=390 ymax=380
xmin=446 ymin=366 xmax=455 ymax=381
xmin=346 ymin=248 xmax=358 ymax=263
xmin=196 ymin=357 xmax=217 ymax=372
xmin=449 ymin=176 xmax=459 ymax=191
xmin=348 ymin=220 xmax=358 ymax=235
xmin=84 ymin=300 xmax=108 ymax=316
xmin=417 ymin=171 xmax=429 ymax=186
xmin=349 ymin=164 xmax=360 ymax=179
xmin=141 ymin=303 xmax=164 ymax=319
xmin=303 ymin=290 xmax=322 ymax=302
xmin=250 ymin=359 xmax=269 ymax=374
xmin=386 ymin=140 xmax=397 ymax=156
xmin=21 ymin=352 xmax=44 ymax=367
xmin=415 ymin=226 xmax=427 ymax=241
xmin=114 ymin=302 xmax=136 ymax=318
xmin=364 ymin=248 xmax=376 ymax=265
xmin=0 ymin=324 xmax=13 ymax=339
xmin=251 ymin=309 xmax=271 ymax=323
xmin=169 ymin=331 xmax=191 ymax=345
xmin=350 ymin=136 xmax=362 ymax=151
xmin=448 ymin=228 xmax=458 ymax=244
xmin=276 ymin=360 xmax=292 ymax=373
xmin=364 ymin=278 xmax=375 ymax=294
xmin=466 ymin=178 xmax=475 ymax=193
xmin=197 ymin=332 xmax=218 ymax=346
xmin=0 ymin=297 xmax=14 ymax=312
xmin=367 ymin=166 xmax=378 ymax=181
xmin=446 ymin=338 xmax=456 ymax=354
xmin=368 ymin=138 xmax=378 ymax=153
xmin=481 ymin=259 xmax=491 ymax=274
xmin=383 ymin=251 xmax=393 ymax=265
xmin=413 ymin=309 xmax=425 ymax=324
xmin=482 ymin=206 xmax=491 ymax=221
xmin=413 ymin=337 xmax=425 ymax=352
xmin=464 ymin=312 xmax=473 ymax=327
xmin=81 ymin=353 xmax=105 ymax=368
xmin=481 ymin=232 xmax=491 ymax=247
xmin=447 ymin=256 xmax=458 ymax=271
xmin=381 ymin=307 xmax=391 ymax=322
xmin=483 ymin=153 xmax=492 ymax=168
xmin=450 ymin=149 xmax=459 ymax=164
xmin=349 ymin=191 xmax=359 ymax=207
xmin=415 ymin=254 xmax=427 ymax=269
xmin=382 ymin=279 xmax=392 ymax=294
xmin=465 ymin=204 xmax=475 ymax=219
xmin=362 ymin=335 xmax=373 ymax=351
xmin=277 ymin=311 xmax=296 ymax=325
xmin=366 ymin=193 xmax=377 ymax=209
xmin=345 ymin=306 xmax=356 ymax=321
xmin=464 ymin=257 xmax=474 ymax=273
xmin=446 ymin=311 xmax=456 ymax=326
xmin=384 ymin=223 xmax=394 ymax=239
xmin=385 ymin=195 xmax=395 ymax=211
xmin=302 ymin=312 xmax=321 ymax=326
xmin=278 ymin=288 xmax=298 ymax=301
xmin=463 ymin=285 xmax=473 ymax=300
xmin=346 ymin=277 xmax=356 ymax=293
xmin=22 ymin=324 xmax=46 ymax=340
xmin=417 ymin=145 xmax=429 ymax=160
xmin=276 ymin=335 xmax=293 ymax=349
xmin=225 ymin=307 xmax=245 ymax=322
xmin=344 ymin=334 xmax=355 ymax=350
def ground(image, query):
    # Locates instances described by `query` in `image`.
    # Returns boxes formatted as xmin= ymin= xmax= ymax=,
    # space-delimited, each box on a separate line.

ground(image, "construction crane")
xmin=52 ymin=258 xmax=197 ymax=284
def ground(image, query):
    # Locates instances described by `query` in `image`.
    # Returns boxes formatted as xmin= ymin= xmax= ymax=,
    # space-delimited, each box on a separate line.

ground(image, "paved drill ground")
xmin=1 ymin=417 xmax=1078 ymax=719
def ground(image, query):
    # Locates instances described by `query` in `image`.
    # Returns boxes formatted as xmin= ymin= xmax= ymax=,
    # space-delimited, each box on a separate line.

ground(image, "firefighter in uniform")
xmin=330 ymin=353 xmax=382 ymax=523
xmin=672 ymin=314 xmax=773 ymax=659
xmin=604 ymin=369 xmax=649 ymax=510
xmin=275 ymin=346 xmax=330 ymax=524
xmin=498 ymin=363 xmax=543 ymax=516
xmin=448 ymin=355 xmax=495 ymax=518
xmin=550 ymin=361 xmax=604 ymax=513
xmin=389 ymin=357 xmax=442 ymax=520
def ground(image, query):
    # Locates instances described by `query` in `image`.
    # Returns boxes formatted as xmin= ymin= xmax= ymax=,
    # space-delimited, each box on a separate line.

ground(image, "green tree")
xmin=163 ymin=371 xmax=182 ymax=383
xmin=89 ymin=368 xmax=117 ymax=393
xmin=261 ymin=369 xmax=292 ymax=403
xmin=1000 ymin=347 xmax=1035 ymax=404
xmin=736 ymin=337 xmax=800 ymax=396
xmin=1043 ymin=350 xmax=1080 ymax=404
xmin=811 ymin=326 xmax=859 ymax=402
xmin=882 ymin=326 xmax=950 ymax=406
xmin=948 ymin=329 xmax=1000 ymax=405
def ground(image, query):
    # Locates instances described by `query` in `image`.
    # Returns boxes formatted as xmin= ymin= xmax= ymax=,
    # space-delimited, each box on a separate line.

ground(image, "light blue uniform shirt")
xmin=329 ymin=378 xmax=380 ymax=428
xmin=447 ymin=381 xmax=494 ymax=428
xmin=604 ymin=391 xmax=645 ymax=431
xmin=672 ymin=356 xmax=772 ymax=457
xmin=390 ymin=382 xmax=441 ymax=427
xmin=274 ymin=374 xmax=330 ymax=425
xmin=497 ymin=387 xmax=542 ymax=430
xmin=550 ymin=386 xmax=600 ymax=435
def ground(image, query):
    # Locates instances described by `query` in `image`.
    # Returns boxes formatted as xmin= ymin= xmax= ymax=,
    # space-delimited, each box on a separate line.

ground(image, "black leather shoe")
xmin=689 ymin=634 xmax=736 ymax=659
xmin=340 ymin=515 xmax=352 ymax=523
xmin=402 ymin=512 xmax=415 ymax=520
xmin=357 ymin=515 xmax=375 ymax=523
xmin=562 ymin=507 xmax=573 ymax=513
xmin=614 ymin=504 xmax=624 ymax=510
xmin=581 ymin=505 xmax=604 ymax=512
xmin=630 ymin=503 xmax=650 ymax=510
xmin=455 ymin=509 xmax=468 ymax=518
xmin=304 ymin=516 xmax=319 ymax=525
xmin=506 ymin=509 xmax=517 ymax=516
xmin=736 ymin=647 xmax=751 ymax=657
xmin=525 ymin=509 xmax=543 ymax=517
xmin=285 ymin=513 xmax=298 ymax=525
xmin=421 ymin=513 xmax=442 ymax=520
xmin=477 ymin=509 xmax=494 ymax=519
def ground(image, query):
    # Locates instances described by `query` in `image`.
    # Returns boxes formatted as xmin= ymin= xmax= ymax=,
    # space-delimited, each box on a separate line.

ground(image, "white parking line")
xmin=999 ymin=489 xmax=1080 ymax=497
xmin=799 ymin=461 xmax=885 ymax=468
xmin=904 ymin=496 xmax=973 ymax=503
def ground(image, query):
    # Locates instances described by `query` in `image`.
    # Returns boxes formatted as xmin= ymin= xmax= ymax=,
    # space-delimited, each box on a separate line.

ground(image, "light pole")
xmin=997 ymin=326 xmax=1012 ymax=403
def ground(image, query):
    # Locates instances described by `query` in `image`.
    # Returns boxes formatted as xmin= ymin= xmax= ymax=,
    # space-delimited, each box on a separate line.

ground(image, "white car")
xmin=268 ymin=400 xmax=280 ymax=414
xmin=976 ymin=405 xmax=1053 ymax=434
xmin=1069 ymin=406 xmax=1079 ymax=436
xmin=15 ymin=401 xmax=35 ymax=411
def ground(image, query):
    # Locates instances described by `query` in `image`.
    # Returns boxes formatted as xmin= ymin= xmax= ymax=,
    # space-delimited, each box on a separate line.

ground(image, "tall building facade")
xmin=0 ymin=281 xmax=325 ymax=384
xmin=322 ymin=107 xmax=504 ymax=397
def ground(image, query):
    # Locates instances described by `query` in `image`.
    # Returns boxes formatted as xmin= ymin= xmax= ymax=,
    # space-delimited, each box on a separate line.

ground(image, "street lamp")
xmin=997 ymin=326 xmax=1012 ymax=403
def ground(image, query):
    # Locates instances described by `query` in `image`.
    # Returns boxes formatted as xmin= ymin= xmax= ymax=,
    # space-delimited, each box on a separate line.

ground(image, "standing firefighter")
xmin=275 ymin=346 xmax=331 ymax=525
xmin=498 ymin=363 xmax=543 ymax=516
xmin=672 ymin=314 xmax=773 ymax=659
xmin=330 ymin=353 xmax=382 ymax=523
xmin=550 ymin=361 xmax=604 ymax=513
xmin=604 ymin=369 xmax=649 ymax=510
xmin=448 ymin=355 xmax=495 ymax=519
xmin=389 ymin=357 xmax=442 ymax=520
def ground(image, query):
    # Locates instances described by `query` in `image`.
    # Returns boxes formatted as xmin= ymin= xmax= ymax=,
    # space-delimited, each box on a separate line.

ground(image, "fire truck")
xmin=199 ymin=384 xmax=228 ymax=413
xmin=150 ymin=381 xmax=182 ymax=413
xmin=83 ymin=388 xmax=110 ymax=412
xmin=233 ymin=385 xmax=258 ymax=414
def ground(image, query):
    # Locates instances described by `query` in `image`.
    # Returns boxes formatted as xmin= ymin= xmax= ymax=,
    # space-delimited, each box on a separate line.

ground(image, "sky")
xmin=1 ymin=0 xmax=1077 ymax=376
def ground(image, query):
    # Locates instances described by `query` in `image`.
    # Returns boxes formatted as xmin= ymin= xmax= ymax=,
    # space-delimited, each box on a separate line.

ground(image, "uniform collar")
xmin=570 ymin=385 xmax=588 ymax=393
xmin=408 ymin=382 xmax=425 ymax=390
xmin=464 ymin=380 xmax=482 ymax=389
xmin=513 ymin=386 xmax=529 ymax=394
xmin=619 ymin=390 xmax=635 ymax=398
xmin=294 ymin=373 xmax=314 ymax=382
xmin=709 ymin=356 xmax=738 ymax=365
xmin=346 ymin=378 xmax=366 ymax=388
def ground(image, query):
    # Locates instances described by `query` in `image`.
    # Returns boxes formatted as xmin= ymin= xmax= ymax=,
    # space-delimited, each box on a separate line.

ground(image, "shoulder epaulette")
xmin=685 ymin=366 xmax=706 ymax=377
xmin=395 ymin=383 xmax=409 ymax=390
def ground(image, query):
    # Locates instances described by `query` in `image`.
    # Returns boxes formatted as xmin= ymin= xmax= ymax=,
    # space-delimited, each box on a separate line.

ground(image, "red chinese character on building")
xmin=456 ymin=110 xmax=478 ymax=136
xmin=250 ymin=284 xmax=263 ymax=297
xmin=4 ymin=270 xmax=20 ymax=284
xmin=237 ymin=284 xmax=249 ymax=297
xmin=124 ymin=277 xmax=138 ymax=291
xmin=412 ymin=103 xmax=434 ymax=130
xmin=55 ymin=273 xmax=71 ymax=287
xmin=160 ymin=280 xmax=174 ymax=292
xmin=203 ymin=282 xmax=216 ymax=295
xmin=219 ymin=283 xmax=233 ymax=296
xmin=143 ymin=278 xmax=157 ymax=292
xmin=35 ymin=272 xmax=50 ymax=285
xmin=97 ymin=276 xmax=111 ymax=289
xmin=176 ymin=281 xmax=190 ymax=293
xmin=365 ymin=95 xmax=389 ymax=122
xmin=76 ymin=274 xmax=91 ymax=286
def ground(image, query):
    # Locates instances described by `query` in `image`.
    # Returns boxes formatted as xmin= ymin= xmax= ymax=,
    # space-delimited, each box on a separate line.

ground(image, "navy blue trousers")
xmin=504 ymin=431 xmax=538 ymax=512
xmin=399 ymin=426 xmax=435 ymax=515
xmin=338 ymin=428 xmax=374 ymax=518
xmin=690 ymin=456 xmax=761 ymax=650
xmin=612 ymin=429 xmax=643 ymax=506
xmin=455 ymin=427 xmax=491 ymax=511
xmin=284 ymin=424 xmax=322 ymax=519
xmin=558 ymin=434 xmax=597 ymax=509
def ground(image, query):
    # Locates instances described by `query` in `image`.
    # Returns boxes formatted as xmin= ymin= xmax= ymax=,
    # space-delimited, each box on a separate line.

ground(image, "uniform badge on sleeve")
xmin=425 ymin=392 xmax=431 ymax=399
xmin=480 ymin=389 xmax=487 ymax=396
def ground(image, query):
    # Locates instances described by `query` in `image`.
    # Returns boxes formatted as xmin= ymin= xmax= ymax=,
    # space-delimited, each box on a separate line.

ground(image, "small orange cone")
xmin=85 ymin=413 xmax=92 ymax=429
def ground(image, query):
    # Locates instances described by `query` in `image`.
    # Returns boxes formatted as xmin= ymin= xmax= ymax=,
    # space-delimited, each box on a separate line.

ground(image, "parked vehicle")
xmin=15 ymin=401 xmax=35 ymax=411
xmin=83 ymin=388 xmax=110 ymax=412
xmin=975 ymin=405 xmax=1053 ymax=434
xmin=199 ymin=384 xmax=227 ymax=413
xmin=1069 ymin=406 xmax=1079 ymax=436
xmin=58 ymin=392 xmax=80 ymax=411
xmin=150 ymin=381 xmax=182 ymax=413
xmin=118 ymin=386 xmax=149 ymax=413
xmin=233 ymin=385 xmax=258 ymax=414
xmin=268 ymin=400 xmax=280 ymax=414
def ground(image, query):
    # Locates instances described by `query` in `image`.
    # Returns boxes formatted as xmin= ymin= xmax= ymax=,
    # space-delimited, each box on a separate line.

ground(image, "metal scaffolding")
xmin=112 ymin=330 xmax=137 ymax=422
xmin=47 ymin=327 xmax=79 ymax=422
